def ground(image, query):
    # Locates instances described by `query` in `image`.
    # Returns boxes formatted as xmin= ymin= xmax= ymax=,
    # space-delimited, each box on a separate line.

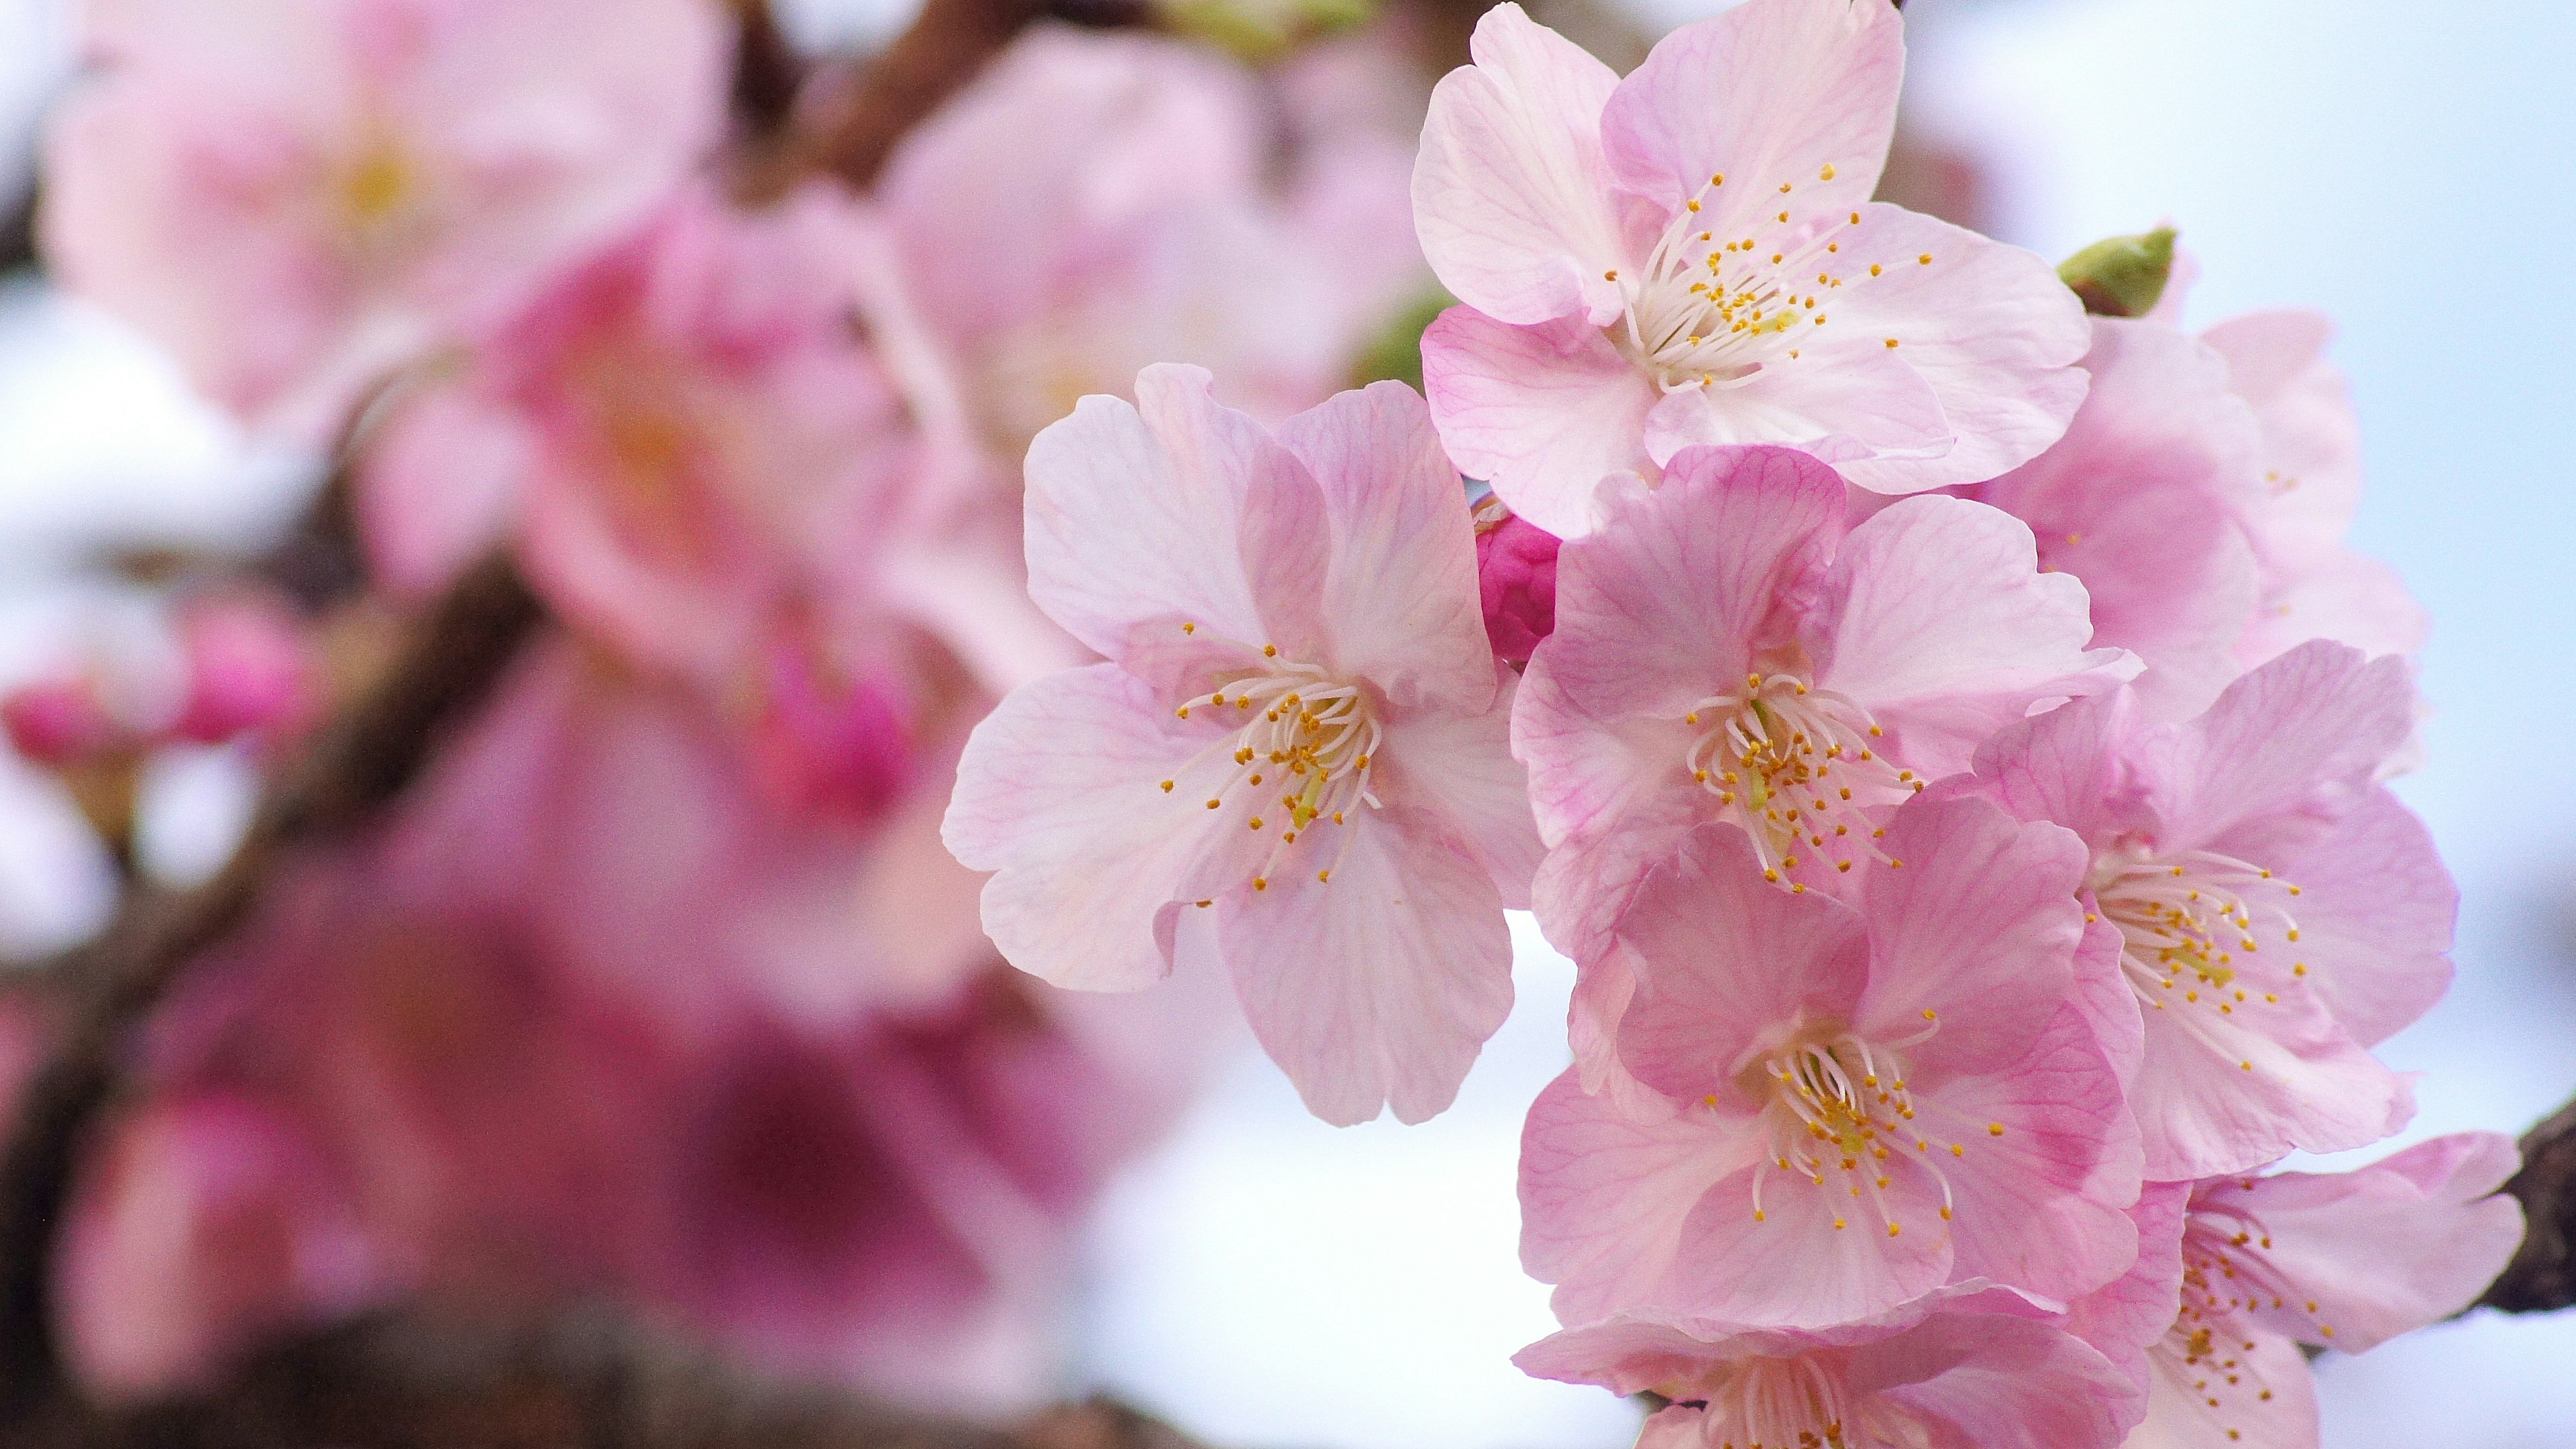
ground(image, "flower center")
xmin=1605 ymin=170 xmax=1909 ymax=393
xmin=2156 ymin=1205 xmax=2315 ymax=1436
xmin=1741 ymin=1023 xmax=1959 ymax=1240
xmin=2090 ymin=849 xmax=2305 ymax=1022
xmin=1686 ymin=1355 xmax=1856 ymax=1449
xmin=1681 ymin=674 xmax=1921 ymax=885
xmin=1168 ymin=650 xmax=1381 ymax=890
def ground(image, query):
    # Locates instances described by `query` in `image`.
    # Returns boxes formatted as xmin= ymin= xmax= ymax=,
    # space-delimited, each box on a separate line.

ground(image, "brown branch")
xmin=758 ymin=0 xmax=1151 ymax=197
xmin=2478 ymin=1095 xmax=2576 ymax=1312
xmin=0 ymin=555 xmax=544 ymax=1411
xmin=8 ymin=1311 xmax=1208 ymax=1449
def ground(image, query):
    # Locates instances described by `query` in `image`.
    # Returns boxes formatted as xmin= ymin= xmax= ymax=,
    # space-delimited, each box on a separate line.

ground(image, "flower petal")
xmin=1519 ymin=1070 xmax=1751 ymax=1324
xmin=1420 ymin=307 xmax=1658 ymax=539
xmin=1412 ymin=3 xmax=1626 ymax=327
xmin=1640 ymin=347 xmax=1953 ymax=470
xmin=1218 ymin=806 xmax=1513 ymax=1124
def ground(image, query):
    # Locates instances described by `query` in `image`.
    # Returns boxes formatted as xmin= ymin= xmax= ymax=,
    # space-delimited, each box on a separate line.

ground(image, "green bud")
xmin=1161 ymin=0 xmax=1374 ymax=63
xmin=2056 ymin=227 xmax=2178 ymax=318
xmin=1347 ymin=287 xmax=1456 ymax=393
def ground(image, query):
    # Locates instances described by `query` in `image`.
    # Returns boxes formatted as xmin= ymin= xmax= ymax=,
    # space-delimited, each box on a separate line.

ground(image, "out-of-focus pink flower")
xmin=1411 ymin=0 xmax=2088 ymax=536
xmin=2126 ymin=1134 xmax=2522 ymax=1448
xmin=1961 ymin=317 xmax=2264 ymax=721
xmin=1517 ymin=443 xmax=2135 ymax=958
xmin=1943 ymin=641 xmax=2448 ymax=1179
xmin=869 ymin=28 xmax=1428 ymax=465
xmin=1517 ymin=1289 xmax=2140 ymax=1449
xmin=170 ymin=594 xmax=321 ymax=747
xmin=1 ymin=675 xmax=130 ymax=769
xmin=1521 ymin=800 xmax=2140 ymax=1328
xmin=1473 ymin=497 xmax=1559 ymax=669
xmin=56 ymin=1092 xmax=390 ymax=1400
xmin=739 ymin=635 xmax=918 ymax=825
xmin=42 ymin=0 xmax=727 ymax=442
xmin=947 ymin=368 xmax=1540 ymax=1126
xmin=2203 ymin=310 xmax=2428 ymax=669
xmin=360 ymin=185 xmax=945 ymax=692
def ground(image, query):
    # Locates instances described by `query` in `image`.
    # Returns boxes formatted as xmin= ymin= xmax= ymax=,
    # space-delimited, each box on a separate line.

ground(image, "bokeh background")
xmin=1 ymin=0 xmax=2571 ymax=1444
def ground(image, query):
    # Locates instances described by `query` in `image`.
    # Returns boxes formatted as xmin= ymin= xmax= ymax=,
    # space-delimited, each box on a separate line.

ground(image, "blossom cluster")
xmin=17 ymin=0 xmax=1431 ymax=1409
xmin=947 ymin=1 xmax=2522 ymax=1445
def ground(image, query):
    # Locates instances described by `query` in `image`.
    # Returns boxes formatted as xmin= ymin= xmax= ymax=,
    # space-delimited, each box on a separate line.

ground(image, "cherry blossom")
xmin=1517 ymin=443 xmax=2135 ymax=958
xmin=1945 ymin=641 xmax=2449 ymax=1179
xmin=1411 ymin=0 xmax=2088 ymax=536
xmin=2125 ymin=1134 xmax=2522 ymax=1449
xmin=1519 ymin=800 xmax=2140 ymax=1328
xmin=1517 ymin=1292 xmax=2141 ymax=1449
xmin=1960 ymin=317 xmax=2264 ymax=721
xmin=41 ymin=0 xmax=726 ymax=441
xmin=945 ymin=368 xmax=1541 ymax=1125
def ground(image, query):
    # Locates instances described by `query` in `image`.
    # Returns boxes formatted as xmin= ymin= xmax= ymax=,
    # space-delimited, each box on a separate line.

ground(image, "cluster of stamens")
xmin=1741 ymin=1019 xmax=1985 ymax=1241
xmin=1602 ymin=165 xmax=1929 ymax=392
xmin=1682 ymin=674 xmax=1919 ymax=885
xmin=2157 ymin=1199 xmax=2334 ymax=1442
xmin=1165 ymin=631 xmax=1381 ymax=892
xmin=1680 ymin=1354 xmax=1860 ymax=1449
xmin=2092 ymin=848 xmax=2306 ymax=1036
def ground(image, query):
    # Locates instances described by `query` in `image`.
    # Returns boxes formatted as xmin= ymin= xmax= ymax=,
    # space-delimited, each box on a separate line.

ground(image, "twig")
xmin=2479 ymin=1095 xmax=2576 ymax=1312
xmin=3 ymin=1310 xmax=1208 ymax=1449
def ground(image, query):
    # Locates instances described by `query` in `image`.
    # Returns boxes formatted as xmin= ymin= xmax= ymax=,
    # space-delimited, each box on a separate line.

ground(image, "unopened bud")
xmin=1161 ymin=0 xmax=1373 ymax=62
xmin=2 ymin=676 xmax=127 ymax=769
xmin=170 ymin=597 xmax=319 ymax=747
xmin=2057 ymin=226 xmax=2177 ymax=318
xmin=1474 ymin=497 xmax=1560 ymax=669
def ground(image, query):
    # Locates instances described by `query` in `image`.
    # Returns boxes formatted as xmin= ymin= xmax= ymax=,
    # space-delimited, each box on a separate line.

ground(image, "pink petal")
xmin=1614 ymin=822 xmax=1874 ymax=1101
xmin=1855 ymin=797 xmax=2090 ymax=1073
xmin=2210 ymin=1132 xmax=2524 ymax=1353
xmin=2065 ymin=1182 xmax=2189 ymax=1397
xmin=1658 ymin=1152 xmax=1949 ymax=1328
xmin=1519 ymin=1071 xmax=1752 ymax=1324
xmin=2127 ymin=977 xmax=2412 ymax=1181
xmin=1597 ymin=0 xmax=1900 ymax=219
xmin=1814 ymin=494 xmax=2137 ymax=777
xmin=1419 ymin=307 xmax=1658 ymax=538
xmin=1411 ymin=3 xmax=1626 ymax=327
xmin=2257 ymin=787 xmax=2453 ymax=1046
xmin=1927 ymin=1002 xmax=2141 ymax=1305
xmin=1219 ymin=806 xmax=1513 ymax=1124
xmin=1022 ymin=364 xmax=1330 ymax=672
xmin=946 ymin=664 xmax=1241 ymax=991
xmin=1377 ymin=665 xmax=1544 ymax=906
xmin=1276 ymin=380 xmax=1496 ymax=707
xmin=1640 ymin=347 xmax=1952 ymax=470
xmin=1815 ymin=206 xmax=2092 ymax=494
xmin=2161 ymin=640 xmax=2415 ymax=843
xmin=1962 ymin=693 xmax=2153 ymax=878
xmin=1862 ymin=1313 xmax=2140 ymax=1449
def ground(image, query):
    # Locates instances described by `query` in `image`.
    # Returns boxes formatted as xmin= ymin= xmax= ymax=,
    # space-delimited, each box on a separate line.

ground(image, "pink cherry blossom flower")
xmin=869 ymin=28 xmax=1427 ymax=468
xmin=359 ymin=184 xmax=967 ymax=697
xmin=1517 ymin=1286 xmax=2140 ymax=1449
xmin=1517 ymin=443 xmax=2135 ymax=958
xmin=1960 ymin=317 xmax=2264 ymax=721
xmin=1946 ymin=640 xmax=2449 ymax=1179
xmin=1520 ymin=800 xmax=2140 ymax=1328
xmin=2129 ymin=1134 xmax=2522 ymax=1449
xmin=1411 ymin=0 xmax=2089 ymax=537
xmin=2202 ymin=310 xmax=2428 ymax=669
xmin=1473 ymin=496 xmax=1560 ymax=668
xmin=42 ymin=0 xmax=727 ymax=442
xmin=56 ymin=1091 xmax=391 ymax=1400
xmin=945 ymin=367 xmax=1541 ymax=1125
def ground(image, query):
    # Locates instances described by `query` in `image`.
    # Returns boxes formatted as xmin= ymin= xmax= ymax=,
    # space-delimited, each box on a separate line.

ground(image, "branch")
xmin=0 ymin=555 xmax=544 ymax=1409
xmin=758 ymin=0 xmax=1150 ymax=196
xmin=16 ymin=1311 xmax=1209 ymax=1449
xmin=2479 ymin=1095 xmax=2576 ymax=1312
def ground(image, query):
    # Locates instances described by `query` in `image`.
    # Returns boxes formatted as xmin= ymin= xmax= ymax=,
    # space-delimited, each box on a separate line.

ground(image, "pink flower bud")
xmin=743 ymin=641 xmax=916 ymax=824
xmin=171 ymin=599 xmax=319 ymax=747
xmin=2 ymin=676 xmax=127 ymax=768
xmin=1474 ymin=500 xmax=1559 ymax=668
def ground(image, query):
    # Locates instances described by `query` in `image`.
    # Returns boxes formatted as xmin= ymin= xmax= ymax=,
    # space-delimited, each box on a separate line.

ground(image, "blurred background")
xmin=1 ymin=0 xmax=2571 ymax=1445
